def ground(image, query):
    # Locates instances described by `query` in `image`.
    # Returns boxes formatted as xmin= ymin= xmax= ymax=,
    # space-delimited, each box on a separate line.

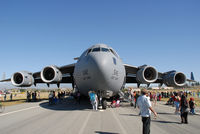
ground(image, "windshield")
xmin=92 ymin=47 xmax=101 ymax=52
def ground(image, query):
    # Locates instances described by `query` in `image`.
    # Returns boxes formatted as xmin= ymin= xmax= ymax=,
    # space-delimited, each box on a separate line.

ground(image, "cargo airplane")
xmin=0 ymin=44 xmax=187 ymax=109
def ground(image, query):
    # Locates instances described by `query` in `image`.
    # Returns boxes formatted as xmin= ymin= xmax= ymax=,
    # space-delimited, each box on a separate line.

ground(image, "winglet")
xmin=0 ymin=78 xmax=11 ymax=82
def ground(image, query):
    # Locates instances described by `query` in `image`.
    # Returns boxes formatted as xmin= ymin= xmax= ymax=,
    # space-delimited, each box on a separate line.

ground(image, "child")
xmin=111 ymin=99 xmax=116 ymax=108
xmin=189 ymin=97 xmax=196 ymax=115
xmin=116 ymin=99 xmax=120 ymax=107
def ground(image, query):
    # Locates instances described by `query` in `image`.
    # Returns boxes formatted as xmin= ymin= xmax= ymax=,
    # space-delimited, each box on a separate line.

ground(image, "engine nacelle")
xmin=163 ymin=71 xmax=186 ymax=87
xmin=11 ymin=71 xmax=34 ymax=87
xmin=136 ymin=66 xmax=158 ymax=84
xmin=41 ymin=65 xmax=62 ymax=83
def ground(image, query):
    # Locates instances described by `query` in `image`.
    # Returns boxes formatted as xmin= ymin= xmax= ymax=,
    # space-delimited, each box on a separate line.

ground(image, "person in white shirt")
xmin=137 ymin=89 xmax=157 ymax=134
xmin=94 ymin=93 xmax=98 ymax=110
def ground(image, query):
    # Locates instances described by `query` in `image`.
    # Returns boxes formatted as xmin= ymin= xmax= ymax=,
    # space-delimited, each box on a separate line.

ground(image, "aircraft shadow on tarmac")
xmin=119 ymin=114 xmax=140 ymax=117
xmin=152 ymin=120 xmax=181 ymax=124
xmin=95 ymin=131 xmax=119 ymax=134
xmin=39 ymin=97 xmax=93 ymax=111
xmin=157 ymin=112 xmax=176 ymax=115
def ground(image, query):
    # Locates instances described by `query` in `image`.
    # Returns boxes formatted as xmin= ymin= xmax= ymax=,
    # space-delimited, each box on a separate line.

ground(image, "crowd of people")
xmin=48 ymin=91 xmax=67 ymax=105
xmin=165 ymin=91 xmax=197 ymax=115
xmin=0 ymin=93 xmax=14 ymax=102
xmin=26 ymin=91 xmax=40 ymax=102
xmin=1 ymin=88 xmax=199 ymax=134
xmin=127 ymin=90 xmax=198 ymax=115
xmin=130 ymin=89 xmax=199 ymax=134
xmin=25 ymin=88 xmax=199 ymax=134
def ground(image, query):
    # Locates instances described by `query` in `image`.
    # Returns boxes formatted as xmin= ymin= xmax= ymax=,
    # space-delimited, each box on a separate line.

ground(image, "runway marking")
xmin=78 ymin=111 xmax=92 ymax=134
xmin=0 ymin=106 xmax=40 ymax=117
xmin=111 ymin=108 xmax=128 ymax=134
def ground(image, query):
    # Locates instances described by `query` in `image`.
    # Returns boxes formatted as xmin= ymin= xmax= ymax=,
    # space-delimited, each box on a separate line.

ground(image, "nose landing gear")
xmin=102 ymin=98 xmax=107 ymax=109
xmin=98 ymin=90 xmax=107 ymax=110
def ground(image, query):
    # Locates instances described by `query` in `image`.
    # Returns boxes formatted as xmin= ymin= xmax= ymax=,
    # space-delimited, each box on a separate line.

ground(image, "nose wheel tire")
xmin=102 ymin=99 xmax=107 ymax=109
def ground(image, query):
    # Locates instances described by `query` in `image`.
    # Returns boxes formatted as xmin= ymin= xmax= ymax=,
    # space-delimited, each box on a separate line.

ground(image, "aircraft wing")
xmin=0 ymin=63 xmax=76 ymax=87
xmin=34 ymin=63 xmax=75 ymax=85
xmin=124 ymin=64 xmax=186 ymax=87
xmin=186 ymin=79 xmax=196 ymax=82
xmin=124 ymin=64 xmax=138 ymax=83
xmin=124 ymin=64 xmax=138 ymax=74
xmin=124 ymin=64 xmax=162 ymax=83
xmin=0 ymin=78 xmax=11 ymax=82
xmin=32 ymin=63 xmax=75 ymax=83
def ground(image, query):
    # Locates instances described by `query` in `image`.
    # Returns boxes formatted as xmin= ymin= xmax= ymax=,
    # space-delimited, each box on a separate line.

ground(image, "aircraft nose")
xmin=89 ymin=53 xmax=111 ymax=89
xmin=85 ymin=52 xmax=125 ymax=93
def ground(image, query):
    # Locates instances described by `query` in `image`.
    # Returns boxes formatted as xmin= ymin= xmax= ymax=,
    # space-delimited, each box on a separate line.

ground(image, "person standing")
xmin=89 ymin=91 xmax=96 ymax=110
xmin=4 ymin=94 xmax=6 ymax=101
xmin=137 ymin=89 xmax=157 ymax=134
xmin=179 ymin=94 xmax=189 ymax=124
xmin=77 ymin=91 xmax=81 ymax=104
xmin=152 ymin=92 xmax=157 ymax=107
xmin=198 ymin=90 xmax=200 ymax=98
xmin=189 ymin=97 xmax=196 ymax=115
xmin=27 ymin=91 xmax=31 ymax=102
xmin=0 ymin=93 xmax=2 ymax=101
xmin=38 ymin=91 xmax=40 ymax=101
xmin=134 ymin=91 xmax=140 ymax=108
xmin=10 ymin=93 xmax=13 ymax=101
xmin=94 ymin=93 xmax=98 ymax=110
xmin=174 ymin=94 xmax=180 ymax=114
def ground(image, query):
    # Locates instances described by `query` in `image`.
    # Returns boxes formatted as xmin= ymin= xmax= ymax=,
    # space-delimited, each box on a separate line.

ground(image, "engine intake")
xmin=11 ymin=71 xmax=34 ymax=87
xmin=136 ymin=66 xmax=158 ymax=84
xmin=41 ymin=65 xmax=62 ymax=83
xmin=163 ymin=72 xmax=186 ymax=87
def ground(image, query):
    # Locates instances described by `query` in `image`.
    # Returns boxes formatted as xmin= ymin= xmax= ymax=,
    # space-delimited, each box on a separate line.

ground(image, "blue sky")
xmin=0 ymin=0 xmax=200 ymax=88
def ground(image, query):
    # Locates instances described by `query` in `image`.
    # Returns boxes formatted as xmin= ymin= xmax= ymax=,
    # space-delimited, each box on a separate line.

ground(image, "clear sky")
xmin=0 ymin=0 xmax=200 ymax=88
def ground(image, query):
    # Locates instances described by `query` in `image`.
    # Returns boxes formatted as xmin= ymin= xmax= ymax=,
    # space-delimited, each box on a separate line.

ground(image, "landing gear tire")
xmin=102 ymin=99 xmax=107 ymax=109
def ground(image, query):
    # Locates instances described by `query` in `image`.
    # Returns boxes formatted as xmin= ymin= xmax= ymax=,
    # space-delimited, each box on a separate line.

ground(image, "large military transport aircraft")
xmin=0 ymin=44 xmax=186 ymax=109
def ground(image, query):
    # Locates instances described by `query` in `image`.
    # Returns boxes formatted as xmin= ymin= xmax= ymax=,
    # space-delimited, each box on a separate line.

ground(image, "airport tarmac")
xmin=0 ymin=97 xmax=200 ymax=134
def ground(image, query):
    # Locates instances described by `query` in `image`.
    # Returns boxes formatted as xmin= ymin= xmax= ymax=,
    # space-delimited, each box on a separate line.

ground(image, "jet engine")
xmin=41 ymin=65 xmax=62 ymax=83
xmin=11 ymin=71 xmax=34 ymax=87
xmin=163 ymin=71 xmax=186 ymax=87
xmin=136 ymin=66 xmax=158 ymax=84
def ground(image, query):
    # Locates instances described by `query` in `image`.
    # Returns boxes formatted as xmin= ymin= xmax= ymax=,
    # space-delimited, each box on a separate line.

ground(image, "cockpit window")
xmin=110 ymin=49 xmax=118 ymax=57
xmin=92 ymin=47 xmax=101 ymax=52
xmin=101 ymin=48 xmax=110 ymax=52
xmin=86 ymin=49 xmax=92 ymax=55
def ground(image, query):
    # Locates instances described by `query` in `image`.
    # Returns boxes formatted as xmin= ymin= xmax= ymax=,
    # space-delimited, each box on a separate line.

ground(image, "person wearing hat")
xmin=137 ymin=89 xmax=157 ymax=134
